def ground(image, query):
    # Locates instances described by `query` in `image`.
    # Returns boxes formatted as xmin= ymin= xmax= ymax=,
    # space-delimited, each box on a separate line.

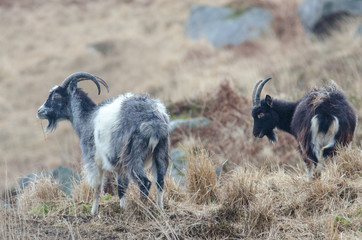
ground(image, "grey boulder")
xmin=185 ymin=5 xmax=272 ymax=47
xmin=170 ymin=117 xmax=211 ymax=132
xmin=299 ymin=0 xmax=362 ymax=35
xmin=18 ymin=165 xmax=80 ymax=196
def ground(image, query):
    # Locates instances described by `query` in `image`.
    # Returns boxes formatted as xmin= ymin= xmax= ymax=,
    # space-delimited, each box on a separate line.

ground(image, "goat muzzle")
xmin=37 ymin=107 xmax=47 ymax=119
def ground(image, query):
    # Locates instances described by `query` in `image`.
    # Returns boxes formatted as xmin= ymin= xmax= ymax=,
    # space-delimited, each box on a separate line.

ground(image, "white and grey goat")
xmin=37 ymin=72 xmax=170 ymax=215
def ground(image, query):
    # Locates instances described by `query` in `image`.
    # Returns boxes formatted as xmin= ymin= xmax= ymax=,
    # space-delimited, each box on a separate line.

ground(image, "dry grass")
xmin=184 ymin=144 xmax=219 ymax=204
xmin=0 ymin=0 xmax=361 ymax=190
xmin=17 ymin=176 xmax=63 ymax=214
xmin=1 ymin=145 xmax=360 ymax=239
xmin=1 ymin=0 xmax=362 ymax=238
xmin=71 ymin=173 xmax=93 ymax=204
xmin=333 ymin=146 xmax=362 ymax=180
xmin=217 ymin=166 xmax=262 ymax=221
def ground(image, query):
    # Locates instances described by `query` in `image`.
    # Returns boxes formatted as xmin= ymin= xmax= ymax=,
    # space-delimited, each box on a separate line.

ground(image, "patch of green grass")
xmin=103 ymin=193 xmax=112 ymax=201
xmin=335 ymin=216 xmax=351 ymax=225
xmin=109 ymin=203 xmax=122 ymax=213
xmin=30 ymin=203 xmax=51 ymax=215
xmin=355 ymin=210 xmax=361 ymax=217
xmin=167 ymin=99 xmax=206 ymax=120
xmin=225 ymin=3 xmax=251 ymax=20
xmin=82 ymin=204 xmax=92 ymax=214
xmin=61 ymin=202 xmax=76 ymax=215
xmin=171 ymin=113 xmax=202 ymax=121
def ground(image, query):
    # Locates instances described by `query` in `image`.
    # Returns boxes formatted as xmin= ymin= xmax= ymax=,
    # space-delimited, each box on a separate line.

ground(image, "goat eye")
xmin=53 ymin=93 xmax=62 ymax=100
xmin=258 ymin=113 xmax=265 ymax=119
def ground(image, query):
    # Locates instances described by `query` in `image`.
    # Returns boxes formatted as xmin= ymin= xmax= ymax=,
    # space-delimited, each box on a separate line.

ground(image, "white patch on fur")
xmin=91 ymin=184 xmax=102 ymax=215
xmin=84 ymin=162 xmax=103 ymax=189
xmin=311 ymin=115 xmax=339 ymax=172
xmin=157 ymin=189 xmax=164 ymax=210
xmin=355 ymin=115 xmax=359 ymax=135
xmin=119 ymin=197 xmax=127 ymax=208
xmin=37 ymin=104 xmax=46 ymax=117
xmin=93 ymin=94 xmax=134 ymax=172
xmin=148 ymin=136 xmax=159 ymax=152
xmin=154 ymin=99 xmax=169 ymax=125
xmin=50 ymin=85 xmax=59 ymax=92
xmin=155 ymin=100 xmax=167 ymax=115
xmin=85 ymin=165 xmax=103 ymax=215
xmin=306 ymin=167 xmax=312 ymax=182
xmin=140 ymin=122 xmax=160 ymax=152
xmin=151 ymin=164 xmax=164 ymax=210
xmin=143 ymin=155 xmax=153 ymax=170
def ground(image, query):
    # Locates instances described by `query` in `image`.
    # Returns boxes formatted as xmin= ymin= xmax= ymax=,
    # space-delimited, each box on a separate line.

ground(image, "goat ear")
xmin=67 ymin=81 xmax=77 ymax=95
xmin=265 ymin=95 xmax=273 ymax=107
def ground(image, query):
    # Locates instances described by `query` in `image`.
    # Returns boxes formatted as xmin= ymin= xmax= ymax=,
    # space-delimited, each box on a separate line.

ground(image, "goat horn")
xmin=61 ymin=72 xmax=109 ymax=95
xmin=252 ymin=80 xmax=263 ymax=106
xmin=77 ymin=76 xmax=110 ymax=94
xmin=254 ymin=77 xmax=272 ymax=106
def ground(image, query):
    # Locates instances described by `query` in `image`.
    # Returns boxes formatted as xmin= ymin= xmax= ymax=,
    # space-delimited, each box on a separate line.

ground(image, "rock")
xmin=87 ymin=40 xmax=117 ymax=56
xmin=50 ymin=166 xmax=80 ymax=196
xmin=185 ymin=5 xmax=272 ymax=47
xmin=1 ymin=200 xmax=11 ymax=209
xmin=18 ymin=165 xmax=80 ymax=196
xmin=169 ymin=148 xmax=187 ymax=186
xmin=170 ymin=117 xmax=211 ymax=132
xmin=1 ymin=187 xmax=17 ymax=208
xmin=298 ymin=0 xmax=362 ymax=35
xmin=215 ymin=165 xmax=222 ymax=177
xmin=355 ymin=24 xmax=362 ymax=36
xmin=18 ymin=172 xmax=49 ymax=190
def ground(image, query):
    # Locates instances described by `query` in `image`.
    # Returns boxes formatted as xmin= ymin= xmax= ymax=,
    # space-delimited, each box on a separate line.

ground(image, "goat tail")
xmin=311 ymin=114 xmax=339 ymax=136
xmin=311 ymin=114 xmax=339 ymax=155
xmin=140 ymin=121 xmax=169 ymax=152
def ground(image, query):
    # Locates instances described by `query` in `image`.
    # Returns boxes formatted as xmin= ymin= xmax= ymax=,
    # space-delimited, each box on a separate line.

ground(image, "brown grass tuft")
xmin=302 ymin=179 xmax=351 ymax=215
xmin=333 ymin=146 xmax=362 ymax=179
xmin=71 ymin=173 xmax=93 ymax=204
xmin=217 ymin=167 xmax=261 ymax=221
xmin=1 ymin=0 xmax=362 ymax=238
xmin=4 ymin=147 xmax=362 ymax=239
xmin=185 ymin=144 xmax=218 ymax=205
xmin=164 ymin=176 xmax=187 ymax=204
xmin=17 ymin=176 xmax=63 ymax=214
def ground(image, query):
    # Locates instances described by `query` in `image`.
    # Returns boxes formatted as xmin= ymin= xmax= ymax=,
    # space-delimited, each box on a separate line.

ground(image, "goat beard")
xmin=265 ymin=130 xmax=278 ymax=143
xmin=44 ymin=117 xmax=58 ymax=133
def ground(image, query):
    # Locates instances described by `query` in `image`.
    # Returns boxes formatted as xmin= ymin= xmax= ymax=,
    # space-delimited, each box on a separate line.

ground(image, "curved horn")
xmin=254 ymin=77 xmax=272 ymax=106
xmin=61 ymin=72 xmax=109 ymax=95
xmin=77 ymin=76 xmax=110 ymax=93
xmin=252 ymin=80 xmax=262 ymax=106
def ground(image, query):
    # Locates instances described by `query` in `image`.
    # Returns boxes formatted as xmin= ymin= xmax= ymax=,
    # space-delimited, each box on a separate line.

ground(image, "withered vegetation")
xmin=1 ymin=0 xmax=362 ymax=239
xmin=2 ymin=82 xmax=361 ymax=239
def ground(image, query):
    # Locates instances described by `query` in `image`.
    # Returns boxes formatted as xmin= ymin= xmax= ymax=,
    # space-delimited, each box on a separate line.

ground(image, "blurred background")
xmin=0 ymin=0 xmax=361 ymax=191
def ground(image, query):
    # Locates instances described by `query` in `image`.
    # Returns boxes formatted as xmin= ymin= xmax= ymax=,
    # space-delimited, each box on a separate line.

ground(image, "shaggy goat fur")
xmin=38 ymin=72 xmax=170 ymax=214
xmin=251 ymin=78 xmax=357 ymax=181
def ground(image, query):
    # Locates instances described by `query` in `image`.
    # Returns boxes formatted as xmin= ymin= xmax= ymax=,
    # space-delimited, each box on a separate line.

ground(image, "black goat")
xmin=251 ymin=77 xmax=358 ymax=181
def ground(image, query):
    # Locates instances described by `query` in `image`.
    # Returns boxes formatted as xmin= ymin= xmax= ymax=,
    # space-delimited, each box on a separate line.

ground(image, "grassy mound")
xmin=2 ymin=144 xmax=361 ymax=239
